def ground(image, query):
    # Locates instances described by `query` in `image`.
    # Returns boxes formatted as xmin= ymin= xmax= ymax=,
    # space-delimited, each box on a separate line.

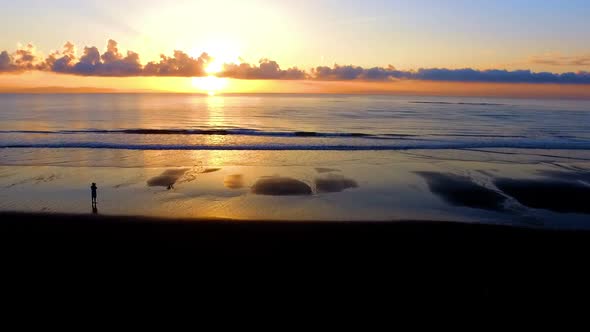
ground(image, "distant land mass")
xmin=0 ymin=86 xmax=123 ymax=94
xmin=0 ymin=85 xmax=188 ymax=94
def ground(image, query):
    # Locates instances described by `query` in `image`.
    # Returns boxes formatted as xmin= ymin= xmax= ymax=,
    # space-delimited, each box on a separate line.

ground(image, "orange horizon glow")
xmin=2 ymin=72 xmax=590 ymax=99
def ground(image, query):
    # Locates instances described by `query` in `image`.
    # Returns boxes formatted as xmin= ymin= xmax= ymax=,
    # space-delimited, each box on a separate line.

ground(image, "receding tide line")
xmin=0 ymin=128 xmax=418 ymax=139
xmin=2 ymin=142 xmax=590 ymax=151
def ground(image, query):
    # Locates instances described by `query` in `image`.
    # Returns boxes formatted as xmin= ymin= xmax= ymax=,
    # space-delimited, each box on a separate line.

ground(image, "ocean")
xmin=1 ymin=93 xmax=589 ymax=228
xmin=1 ymin=94 xmax=589 ymax=153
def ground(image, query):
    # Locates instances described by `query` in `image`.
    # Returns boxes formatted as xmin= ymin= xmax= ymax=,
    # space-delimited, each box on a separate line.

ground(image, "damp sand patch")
xmin=495 ymin=178 xmax=590 ymax=214
xmin=315 ymin=174 xmax=358 ymax=193
xmin=251 ymin=176 xmax=312 ymax=196
xmin=417 ymin=172 xmax=506 ymax=211
xmin=147 ymin=168 xmax=189 ymax=188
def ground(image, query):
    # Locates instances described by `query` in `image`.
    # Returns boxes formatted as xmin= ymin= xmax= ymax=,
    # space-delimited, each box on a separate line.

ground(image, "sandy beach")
xmin=3 ymin=210 xmax=589 ymax=255
xmin=3 ymin=210 xmax=590 ymax=299
xmin=1 ymin=95 xmax=590 ymax=297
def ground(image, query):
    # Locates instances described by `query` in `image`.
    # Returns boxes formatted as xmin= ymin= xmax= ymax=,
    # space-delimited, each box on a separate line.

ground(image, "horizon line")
xmin=2 ymin=86 xmax=590 ymax=100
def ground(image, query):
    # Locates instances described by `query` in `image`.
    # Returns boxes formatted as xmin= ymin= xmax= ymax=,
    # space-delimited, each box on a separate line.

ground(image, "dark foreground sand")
xmin=1 ymin=212 xmax=587 ymax=253
xmin=3 ymin=212 xmax=589 ymax=260
xmin=1 ymin=213 xmax=588 ymax=257
xmin=3 ymin=212 xmax=590 ymax=299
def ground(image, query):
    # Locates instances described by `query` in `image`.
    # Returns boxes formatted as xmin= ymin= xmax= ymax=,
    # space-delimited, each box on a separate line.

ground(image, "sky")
xmin=1 ymin=0 xmax=590 ymax=96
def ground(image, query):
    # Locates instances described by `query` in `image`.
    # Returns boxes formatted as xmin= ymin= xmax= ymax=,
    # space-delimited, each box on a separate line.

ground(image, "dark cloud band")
xmin=1 ymin=40 xmax=589 ymax=84
xmin=311 ymin=65 xmax=590 ymax=84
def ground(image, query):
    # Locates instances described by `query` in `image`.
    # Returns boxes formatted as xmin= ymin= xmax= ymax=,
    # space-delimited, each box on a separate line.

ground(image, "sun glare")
xmin=205 ymin=60 xmax=224 ymax=74
xmin=187 ymin=39 xmax=242 ymax=94
xmin=192 ymin=76 xmax=228 ymax=95
xmin=192 ymin=39 xmax=242 ymax=75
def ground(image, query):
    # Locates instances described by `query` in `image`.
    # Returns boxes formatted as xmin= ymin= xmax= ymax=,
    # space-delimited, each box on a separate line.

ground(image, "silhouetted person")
xmin=91 ymin=182 xmax=97 ymax=205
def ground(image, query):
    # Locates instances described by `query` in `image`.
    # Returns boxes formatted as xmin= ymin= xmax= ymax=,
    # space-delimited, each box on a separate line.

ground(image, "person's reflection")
xmin=92 ymin=203 xmax=98 ymax=214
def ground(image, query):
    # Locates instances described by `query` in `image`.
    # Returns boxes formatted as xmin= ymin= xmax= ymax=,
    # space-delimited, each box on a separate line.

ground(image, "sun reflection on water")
xmin=189 ymin=94 xmax=228 ymax=167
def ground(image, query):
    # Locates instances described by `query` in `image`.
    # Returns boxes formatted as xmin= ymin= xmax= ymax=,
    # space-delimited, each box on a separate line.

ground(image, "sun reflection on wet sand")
xmin=224 ymin=174 xmax=245 ymax=189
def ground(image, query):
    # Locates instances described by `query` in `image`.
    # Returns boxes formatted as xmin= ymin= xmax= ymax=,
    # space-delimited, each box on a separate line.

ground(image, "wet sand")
xmin=496 ymin=178 xmax=590 ymax=214
xmin=417 ymin=172 xmax=506 ymax=211
xmin=1 ymin=149 xmax=590 ymax=229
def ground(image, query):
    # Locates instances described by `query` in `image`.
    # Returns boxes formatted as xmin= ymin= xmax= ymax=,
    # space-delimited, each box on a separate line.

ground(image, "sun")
xmin=205 ymin=60 xmax=224 ymax=75
xmin=189 ymin=39 xmax=241 ymax=95
xmin=192 ymin=39 xmax=241 ymax=75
